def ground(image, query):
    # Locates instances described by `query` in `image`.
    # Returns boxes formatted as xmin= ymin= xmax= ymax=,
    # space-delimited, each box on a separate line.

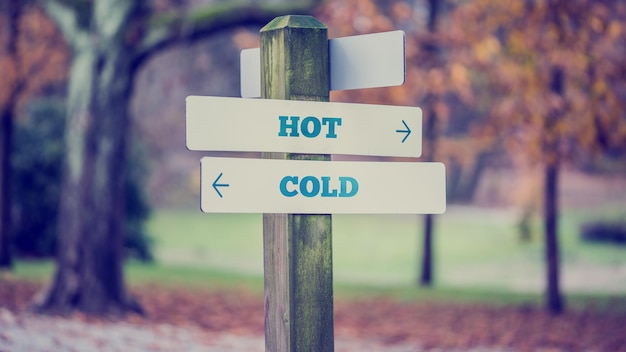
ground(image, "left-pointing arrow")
xmin=396 ymin=119 xmax=411 ymax=143
xmin=212 ymin=172 xmax=229 ymax=198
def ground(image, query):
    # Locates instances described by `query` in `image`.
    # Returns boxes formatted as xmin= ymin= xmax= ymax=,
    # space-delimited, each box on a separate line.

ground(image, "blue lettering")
xmin=301 ymin=116 xmax=321 ymax=138
xmin=322 ymin=117 xmax=342 ymax=138
xmin=300 ymin=176 xmax=320 ymax=197
xmin=339 ymin=176 xmax=359 ymax=197
xmin=279 ymin=175 xmax=358 ymax=198
xmin=278 ymin=115 xmax=342 ymax=139
xmin=280 ymin=176 xmax=298 ymax=197
xmin=278 ymin=116 xmax=300 ymax=137
xmin=320 ymin=176 xmax=338 ymax=197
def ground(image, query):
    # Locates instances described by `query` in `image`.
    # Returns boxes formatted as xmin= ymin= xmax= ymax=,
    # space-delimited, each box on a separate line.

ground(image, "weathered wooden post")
xmin=260 ymin=15 xmax=334 ymax=351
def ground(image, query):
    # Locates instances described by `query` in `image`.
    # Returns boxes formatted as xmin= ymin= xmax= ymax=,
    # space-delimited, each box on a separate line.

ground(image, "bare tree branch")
xmin=93 ymin=0 xmax=134 ymax=44
xmin=133 ymin=0 xmax=325 ymax=69
xmin=41 ymin=0 xmax=81 ymax=45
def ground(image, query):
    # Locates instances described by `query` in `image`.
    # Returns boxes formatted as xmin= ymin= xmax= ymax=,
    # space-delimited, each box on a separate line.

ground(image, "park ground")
xmin=2 ymin=277 xmax=626 ymax=351
xmin=2 ymin=170 xmax=626 ymax=351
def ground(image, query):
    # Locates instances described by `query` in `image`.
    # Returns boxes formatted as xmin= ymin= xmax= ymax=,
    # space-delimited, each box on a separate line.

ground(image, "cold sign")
xmin=280 ymin=175 xmax=358 ymax=198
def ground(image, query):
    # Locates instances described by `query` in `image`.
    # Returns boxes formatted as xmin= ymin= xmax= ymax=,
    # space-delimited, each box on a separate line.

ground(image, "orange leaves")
xmin=391 ymin=2 xmax=413 ymax=21
xmin=20 ymin=7 xmax=68 ymax=86
xmin=319 ymin=0 xmax=476 ymax=125
xmin=0 ymin=56 xmax=18 ymax=104
xmin=0 ymin=4 xmax=68 ymax=111
xmin=318 ymin=0 xmax=626 ymax=162
xmin=336 ymin=298 xmax=626 ymax=351
xmin=450 ymin=0 xmax=626 ymax=162
xmin=607 ymin=21 xmax=623 ymax=39
xmin=231 ymin=29 xmax=259 ymax=50
xmin=449 ymin=63 xmax=473 ymax=103
xmin=472 ymin=36 xmax=501 ymax=65
xmin=425 ymin=69 xmax=446 ymax=95
xmin=3 ymin=278 xmax=626 ymax=351
xmin=318 ymin=0 xmax=394 ymax=38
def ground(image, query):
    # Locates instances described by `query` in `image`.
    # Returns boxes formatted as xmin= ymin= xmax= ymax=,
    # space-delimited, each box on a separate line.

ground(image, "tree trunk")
xmin=34 ymin=2 xmax=140 ymax=315
xmin=459 ymin=151 xmax=491 ymax=202
xmin=419 ymin=0 xmax=441 ymax=287
xmin=0 ymin=108 xmax=13 ymax=269
xmin=420 ymin=105 xmax=437 ymax=286
xmin=543 ymin=66 xmax=565 ymax=315
xmin=420 ymin=213 xmax=434 ymax=285
xmin=420 ymin=103 xmax=437 ymax=286
xmin=544 ymin=159 xmax=563 ymax=314
xmin=35 ymin=44 xmax=139 ymax=314
xmin=0 ymin=0 xmax=21 ymax=270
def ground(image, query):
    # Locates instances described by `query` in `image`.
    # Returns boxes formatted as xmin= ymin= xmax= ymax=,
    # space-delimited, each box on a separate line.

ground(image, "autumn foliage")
xmin=0 ymin=3 xmax=68 ymax=111
xmin=315 ymin=0 xmax=626 ymax=166
xmin=1 ymin=1 xmax=69 ymax=269
xmin=448 ymin=0 xmax=626 ymax=164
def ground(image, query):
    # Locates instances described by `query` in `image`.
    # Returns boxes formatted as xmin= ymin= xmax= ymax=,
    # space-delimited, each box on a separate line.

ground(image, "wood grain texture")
xmin=260 ymin=15 xmax=334 ymax=352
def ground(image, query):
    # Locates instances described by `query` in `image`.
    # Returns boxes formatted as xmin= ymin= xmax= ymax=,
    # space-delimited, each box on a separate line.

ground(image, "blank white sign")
xmin=240 ymin=30 xmax=406 ymax=98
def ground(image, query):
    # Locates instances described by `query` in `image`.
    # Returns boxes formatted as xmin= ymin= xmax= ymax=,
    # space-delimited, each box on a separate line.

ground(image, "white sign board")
xmin=186 ymin=96 xmax=421 ymax=157
xmin=240 ymin=31 xmax=405 ymax=98
xmin=200 ymin=157 xmax=446 ymax=214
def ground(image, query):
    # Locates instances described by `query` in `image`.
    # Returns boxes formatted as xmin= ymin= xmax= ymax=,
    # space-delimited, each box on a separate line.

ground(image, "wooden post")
xmin=260 ymin=15 xmax=334 ymax=351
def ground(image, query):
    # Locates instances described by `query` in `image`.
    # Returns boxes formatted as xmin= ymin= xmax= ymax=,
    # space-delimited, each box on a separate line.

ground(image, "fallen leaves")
xmin=1 ymin=278 xmax=625 ymax=351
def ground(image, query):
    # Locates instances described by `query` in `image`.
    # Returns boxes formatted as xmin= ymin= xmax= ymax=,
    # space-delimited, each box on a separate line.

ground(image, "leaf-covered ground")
xmin=1 ymin=278 xmax=625 ymax=351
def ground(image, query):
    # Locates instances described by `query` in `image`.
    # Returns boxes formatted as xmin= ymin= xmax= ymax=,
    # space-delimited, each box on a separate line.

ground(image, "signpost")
xmin=260 ymin=16 xmax=334 ymax=352
xmin=186 ymin=96 xmax=422 ymax=157
xmin=185 ymin=14 xmax=446 ymax=352
xmin=200 ymin=157 xmax=445 ymax=214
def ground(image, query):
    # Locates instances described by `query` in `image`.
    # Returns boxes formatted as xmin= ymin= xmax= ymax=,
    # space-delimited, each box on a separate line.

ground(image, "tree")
xmin=0 ymin=1 xmax=68 ymax=269
xmin=418 ymin=0 xmax=444 ymax=287
xmin=449 ymin=0 xmax=626 ymax=314
xmin=33 ymin=0 xmax=324 ymax=315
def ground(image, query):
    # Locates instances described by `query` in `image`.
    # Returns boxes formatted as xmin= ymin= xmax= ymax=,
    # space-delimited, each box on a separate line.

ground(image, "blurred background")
xmin=1 ymin=0 xmax=625 ymax=349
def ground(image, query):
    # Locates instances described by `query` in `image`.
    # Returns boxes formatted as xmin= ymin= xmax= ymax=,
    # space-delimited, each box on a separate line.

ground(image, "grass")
xmin=11 ymin=260 xmax=263 ymax=292
xmin=148 ymin=212 xmax=264 ymax=275
xmin=9 ymin=204 xmax=625 ymax=312
xmin=146 ymin=205 xmax=626 ymax=294
xmin=11 ymin=259 xmax=626 ymax=314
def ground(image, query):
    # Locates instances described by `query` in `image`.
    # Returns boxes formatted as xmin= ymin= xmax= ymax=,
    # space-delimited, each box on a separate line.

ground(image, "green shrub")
xmin=580 ymin=221 xmax=626 ymax=245
xmin=12 ymin=98 xmax=153 ymax=260
xmin=12 ymin=99 xmax=64 ymax=257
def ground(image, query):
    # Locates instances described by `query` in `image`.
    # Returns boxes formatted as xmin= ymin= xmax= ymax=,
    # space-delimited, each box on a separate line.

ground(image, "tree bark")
xmin=0 ymin=0 xmax=22 ymax=270
xmin=544 ymin=159 xmax=563 ymax=314
xmin=420 ymin=103 xmax=438 ymax=286
xmin=420 ymin=211 xmax=434 ymax=285
xmin=0 ymin=108 xmax=13 ymax=269
xmin=543 ymin=66 xmax=565 ymax=315
xmin=419 ymin=0 xmax=441 ymax=287
xmin=34 ymin=1 xmax=140 ymax=315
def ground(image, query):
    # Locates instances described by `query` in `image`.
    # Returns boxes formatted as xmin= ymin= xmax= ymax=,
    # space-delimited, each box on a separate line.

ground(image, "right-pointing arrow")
xmin=212 ymin=172 xmax=229 ymax=198
xmin=396 ymin=119 xmax=411 ymax=143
